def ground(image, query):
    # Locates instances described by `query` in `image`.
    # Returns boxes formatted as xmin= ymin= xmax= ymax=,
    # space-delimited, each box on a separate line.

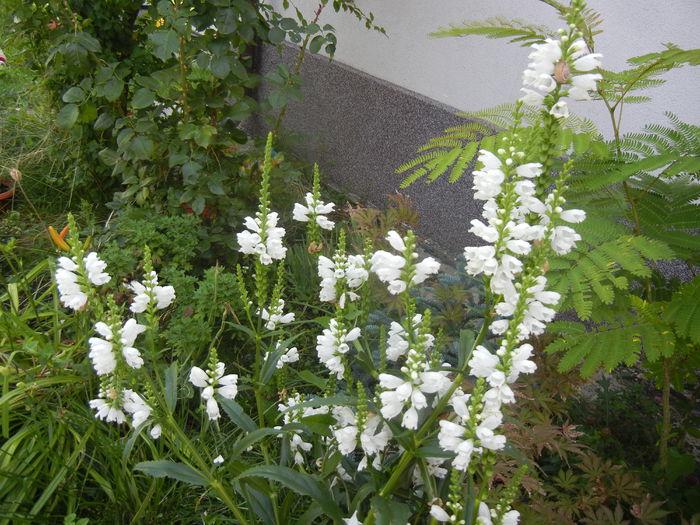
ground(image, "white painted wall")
xmin=272 ymin=0 xmax=700 ymax=137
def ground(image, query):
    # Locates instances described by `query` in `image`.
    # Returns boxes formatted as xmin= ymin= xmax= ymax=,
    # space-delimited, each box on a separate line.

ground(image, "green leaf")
xmin=237 ymin=466 xmax=343 ymax=521
xmin=295 ymin=370 xmax=327 ymax=390
xmin=94 ymin=112 xmax=114 ymax=131
xmin=230 ymin=428 xmax=281 ymax=457
xmin=132 ymin=88 xmax=155 ymax=109
xmin=98 ymin=148 xmax=120 ymax=166
xmin=370 ymin=495 xmax=411 ymax=525
xmin=62 ymin=87 xmax=86 ymax=103
xmin=58 ymin=104 xmax=80 ymax=128
xmin=164 ymin=362 xmax=178 ymax=413
xmin=102 ymin=77 xmax=124 ymax=102
xmin=268 ymin=27 xmax=286 ymax=44
xmin=190 ymin=195 xmax=205 ymax=215
xmin=309 ymin=35 xmax=324 ymax=54
xmin=134 ymin=461 xmax=207 ymax=486
xmin=219 ymin=398 xmax=257 ymax=432
xmin=130 ymin=136 xmax=154 ymax=160
xmin=207 ymin=179 xmax=226 ymax=195
xmin=149 ymin=30 xmax=180 ymax=61
xmin=210 ymin=56 xmax=231 ymax=78
xmin=664 ymin=276 xmax=700 ymax=344
xmin=181 ymin=161 xmax=202 ymax=184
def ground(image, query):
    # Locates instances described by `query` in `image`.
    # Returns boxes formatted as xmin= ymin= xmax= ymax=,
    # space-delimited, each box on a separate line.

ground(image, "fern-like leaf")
xmin=429 ymin=17 xmax=555 ymax=47
xmin=663 ymin=275 xmax=700 ymax=344
xmin=547 ymin=314 xmax=675 ymax=377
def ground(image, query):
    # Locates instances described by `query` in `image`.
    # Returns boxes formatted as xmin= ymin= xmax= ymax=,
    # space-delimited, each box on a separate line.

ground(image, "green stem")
xmin=659 ymin=357 xmax=671 ymax=482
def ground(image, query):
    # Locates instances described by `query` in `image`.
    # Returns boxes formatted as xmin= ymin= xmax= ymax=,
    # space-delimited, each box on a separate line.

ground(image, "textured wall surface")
xmin=250 ymin=43 xmax=483 ymax=256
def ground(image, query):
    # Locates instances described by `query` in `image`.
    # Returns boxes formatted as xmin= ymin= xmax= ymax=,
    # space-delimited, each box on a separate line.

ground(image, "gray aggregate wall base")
xmin=248 ymin=43 xmax=483 ymax=258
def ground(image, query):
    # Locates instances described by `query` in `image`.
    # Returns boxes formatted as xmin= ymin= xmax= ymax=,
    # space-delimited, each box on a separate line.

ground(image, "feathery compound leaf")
xmin=663 ymin=276 xmax=700 ymax=344
xmin=429 ymin=17 xmax=555 ymax=47
xmin=549 ymin=235 xmax=673 ymax=319
xmin=547 ymin=314 xmax=675 ymax=377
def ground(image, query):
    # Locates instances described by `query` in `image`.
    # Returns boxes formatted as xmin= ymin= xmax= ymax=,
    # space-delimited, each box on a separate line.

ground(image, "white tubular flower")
xmin=371 ymin=231 xmax=439 ymax=295
xmin=508 ymin=343 xmax=537 ymax=382
xmin=119 ymin=319 xmax=146 ymax=369
xmin=189 ymin=361 xmax=238 ymax=421
xmin=568 ymin=73 xmax=602 ymax=100
xmin=316 ymin=320 xmax=361 ymax=378
xmin=279 ymin=393 xmax=328 ymax=466
xmin=55 ymin=253 xmax=110 ymax=310
xmin=549 ymin=100 xmax=570 ymax=119
xmin=237 ymin=212 xmax=286 ymax=264
xmin=88 ymin=328 xmax=117 ymax=376
xmin=560 ymin=208 xmax=586 ymax=223
xmin=122 ymin=389 xmax=153 ymax=429
xmin=55 ymin=257 xmax=88 ymax=310
xmin=386 ymin=321 xmax=409 ymax=361
xmin=519 ymin=87 xmax=545 ymax=106
xmin=83 ymin=252 xmax=111 ymax=285
xmin=317 ymin=253 xmax=368 ymax=305
xmin=438 ymin=420 xmax=475 ymax=471
xmin=127 ymin=271 xmax=175 ymax=313
xmin=468 ymin=346 xmax=499 ymax=378
xmin=550 ymin=225 xmax=582 ymax=254
xmin=259 ymin=298 xmax=295 ymax=331
xmin=150 ymin=425 xmax=162 ymax=439
xmin=477 ymin=502 xmax=494 ymax=525
xmin=378 ymin=370 xmax=442 ymax=430
xmin=369 ymin=250 xmax=405 ymax=293
xmin=213 ymin=455 xmax=224 ymax=465
xmin=279 ymin=346 xmax=299 ymax=368
xmin=430 ymin=505 xmax=450 ymax=522
xmin=476 ymin=426 xmax=506 ymax=451
xmin=343 ymin=512 xmax=363 ymax=525
xmin=293 ymin=192 xmax=335 ymax=230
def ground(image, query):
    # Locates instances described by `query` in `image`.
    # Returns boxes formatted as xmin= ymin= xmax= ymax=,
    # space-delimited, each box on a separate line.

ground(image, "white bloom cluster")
xmin=379 ymin=362 xmax=451 ymax=431
xmin=440 ymin=140 xmax=584 ymax=477
xmin=464 ymin=149 xmax=583 ymax=325
xmin=278 ymin=393 xmax=329 ymax=465
xmin=127 ymin=270 xmax=175 ymax=313
xmin=122 ymin=389 xmax=161 ymax=439
xmin=318 ymin=252 xmax=369 ymax=307
xmin=293 ymin=192 xmax=335 ymax=230
xmin=332 ymin=407 xmax=392 ymax=471
xmin=477 ymin=502 xmax=520 ymax=525
xmin=89 ymin=388 xmax=126 ymax=424
xmin=237 ymin=212 xmax=286 ymax=265
xmin=89 ymin=387 xmax=161 ymax=439
xmin=370 ymin=231 xmax=440 ymax=295
xmin=385 ymin=314 xmax=434 ymax=361
xmin=264 ymin=342 xmax=299 ymax=369
xmin=316 ymin=320 xmax=361 ymax=378
xmin=189 ymin=362 xmax=239 ymax=421
xmin=88 ymin=318 xmax=147 ymax=375
xmin=520 ymin=32 xmax=602 ymax=116
xmin=55 ymin=253 xmax=110 ymax=310
xmin=259 ymin=298 xmax=295 ymax=330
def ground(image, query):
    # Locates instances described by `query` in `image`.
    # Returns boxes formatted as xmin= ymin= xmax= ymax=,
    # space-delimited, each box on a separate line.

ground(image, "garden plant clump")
xmin=1 ymin=0 xmax=699 ymax=523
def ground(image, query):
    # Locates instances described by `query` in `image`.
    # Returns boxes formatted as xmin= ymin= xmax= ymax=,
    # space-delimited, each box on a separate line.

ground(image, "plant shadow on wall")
xmin=400 ymin=0 xmax=700 ymax=520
